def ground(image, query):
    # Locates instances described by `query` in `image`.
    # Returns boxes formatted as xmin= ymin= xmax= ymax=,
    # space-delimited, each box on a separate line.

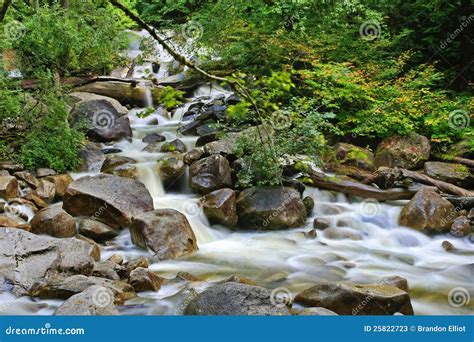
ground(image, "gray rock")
xmin=157 ymin=156 xmax=186 ymax=188
xmin=399 ymin=188 xmax=456 ymax=233
xmin=13 ymin=171 xmax=39 ymax=189
xmin=0 ymin=228 xmax=97 ymax=295
xmin=375 ymin=133 xmax=431 ymax=170
xmin=70 ymin=92 xmax=132 ymax=143
xmin=323 ymin=227 xmax=363 ymax=240
xmin=36 ymin=168 xmax=56 ymax=178
xmin=183 ymin=148 xmax=204 ymax=165
xmin=424 ymin=162 xmax=474 ymax=188
xmin=450 ymin=216 xmax=472 ymax=237
xmin=235 ymin=187 xmax=307 ymax=230
xmin=130 ymin=209 xmax=198 ymax=261
xmin=77 ymin=142 xmax=106 ymax=172
xmin=189 ymin=154 xmax=233 ymax=194
xmin=294 ymin=282 xmax=414 ymax=315
xmin=142 ymin=133 xmax=166 ymax=144
xmin=54 ymin=285 xmax=119 ymax=316
xmin=201 ymin=188 xmax=238 ymax=227
xmin=43 ymin=174 xmax=73 ymax=199
xmin=129 ymin=267 xmax=162 ymax=292
xmin=30 ymin=205 xmax=76 ymax=238
xmin=78 ymin=219 xmax=118 ymax=242
xmin=184 ymin=282 xmax=290 ymax=316
xmin=63 ymin=174 xmax=154 ymax=229
xmin=101 ymin=155 xmax=136 ymax=173
xmin=33 ymin=179 xmax=56 ymax=203
xmin=161 ymin=139 xmax=187 ymax=153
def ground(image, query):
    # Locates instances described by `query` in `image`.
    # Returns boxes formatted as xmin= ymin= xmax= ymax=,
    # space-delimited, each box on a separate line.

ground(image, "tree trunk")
xmin=0 ymin=0 xmax=12 ymax=21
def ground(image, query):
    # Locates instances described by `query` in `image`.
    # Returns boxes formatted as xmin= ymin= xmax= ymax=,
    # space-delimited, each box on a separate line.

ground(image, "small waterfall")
xmin=143 ymin=87 xmax=154 ymax=109
xmin=136 ymin=162 xmax=164 ymax=198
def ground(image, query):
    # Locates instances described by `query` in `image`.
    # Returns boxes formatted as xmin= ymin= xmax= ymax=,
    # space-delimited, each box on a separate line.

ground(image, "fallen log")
xmin=362 ymin=167 xmax=474 ymax=197
xmin=302 ymin=170 xmax=416 ymax=201
xmin=324 ymin=165 xmax=373 ymax=182
xmin=20 ymin=76 xmax=146 ymax=90
xmin=431 ymin=153 xmax=474 ymax=168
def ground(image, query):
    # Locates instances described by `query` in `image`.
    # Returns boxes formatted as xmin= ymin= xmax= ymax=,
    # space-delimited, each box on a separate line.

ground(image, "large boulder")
xmin=189 ymin=154 xmax=233 ymax=194
xmin=32 ymin=275 xmax=135 ymax=303
xmin=424 ymin=162 xmax=474 ymax=188
xmin=0 ymin=175 xmax=19 ymax=200
xmin=70 ymin=92 xmax=132 ymax=143
xmin=332 ymin=143 xmax=375 ymax=171
xmin=78 ymin=218 xmax=118 ymax=242
xmin=130 ymin=209 xmax=198 ymax=261
xmin=399 ymin=188 xmax=456 ymax=233
xmin=294 ymin=282 xmax=414 ymax=315
xmin=375 ymin=133 xmax=431 ymax=170
xmin=235 ymin=187 xmax=307 ymax=230
xmin=157 ymin=156 xmax=186 ymax=189
xmin=54 ymin=285 xmax=118 ymax=316
xmin=0 ymin=228 xmax=97 ymax=295
xmin=30 ymin=205 xmax=77 ymax=238
xmin=77 ymin=142 xmax=106 ymax=172
xmin=184 ymin=282 xmax=290 ymax=316
xmin=201 ymin=188 xmax=238 ymax=227
xmin=63 ymin=174 xmax=154 ymax=229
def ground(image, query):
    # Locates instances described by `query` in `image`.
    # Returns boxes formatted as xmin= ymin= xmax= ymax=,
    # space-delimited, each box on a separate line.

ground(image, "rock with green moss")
xmin=424 ymin=162 xmax=473 ymax=188
xmin=333 ymin=142 xmax=375 ymax=171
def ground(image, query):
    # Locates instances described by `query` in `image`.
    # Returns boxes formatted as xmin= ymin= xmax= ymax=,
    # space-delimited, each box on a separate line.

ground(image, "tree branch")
xmin=0 ymin=0 xmax=12 ymax=21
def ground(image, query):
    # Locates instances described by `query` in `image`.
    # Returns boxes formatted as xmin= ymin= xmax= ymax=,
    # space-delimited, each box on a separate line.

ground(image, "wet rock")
xmin=203 ymin=137 xmax=238 ymax=158
xmin=92 ymin=261 xmax=122 ymax=280
xmin=184 ymin=283 xmax=290 ymax=316
xmin=0 ymin=162 xmax=23 ymax=173
xmin=381 ymin=276 xmax=409 ymax=292
xmin=32 ymin=275 xmax=135 ymax=303
xmin=295 ymin=307 xmax=338 ymax=316
xmin=30 ymin=205 xmax=76 ymax=238
xmin=0 ymin=228 xmax=96 ymax=295
xmin=226 ymin=94 xmax=240 ymax=105
xmin=450 ymin=216 xmax=472 ymax=237
xmin=102 ymin=148 xmax=123 ymax=154
xmin=323 ymin=227 xmax=363 ymax=240
xmin=157 ymin=156 xmax=186 ymax=188
xmin=54 ymin=285 xmax=119 ymax=316
xmin=77 ymin=142 xmax=106 ymax=172
xmin=142 ymin=133 xmax=166 ymax=144
xmin=304 ymin=229 xmax=318 ymax=239
xmin=13 ymin=171 xmax=39 ymax=189
xmin=129 ymin=267 xmax=162 ymax=292
xmin=294 ymin=282 xmax=414 ymax=315
xmin=189 ymin=154 xmax=233 ymax=194
xmin=333 ymin=143 xmax=375 ymax=171
xmin=375 ymin=133 xmax=431 ymax=170
xmin=235 ymin=187 xmax=307 ymax=230
xmin=313 ymin=218 xmax=331 ymax=230
xmin=424 ymin=162 xmax=474 ymax=188
xmin=399 ymin=188 xmax=455 ymax=233
xmin=183 ymin=148 xmax=204 ymax=165
xmin=0 ymin=176 xmax=19 ymax=200
xmin=130 ymin=209 xmax=198 ymax=261
xmin=201 ymin=188 xmax=238 ymax=227
xmin=108 ymin=164 xmax=138 ymax=180
xmin=70 ymin=92 xmax=132 ymax=142
xmin=43 ymin=174 xmax=73 ymax=199
xmin=161 ymin=139 xmax=187 ymax=153
xmin=442 ymin=240 xmax=456 ymax=252
xmin=63 ymin=174 xmax=154 ymax=229
xmin=125 ymin=257 xmax=150 ymax=276
xmin=143 ymin=141 xmax=163 ymax=153
xmin=108 ymin=254 xmax=124 ymax=265
xmin=221 ymin=275 xmax=257 ymax=286
xmin=78 ymin=218 xmax=118 ymax=242
xmin=303 ymin=196 xmax=315 ymax=215
xmin=34 ymin=179 xmax=56 ymax=203
xmin=196 ymin=123 xmax=218 ymax=136
xmin=100 ymin=155 xmax=136 ymax=173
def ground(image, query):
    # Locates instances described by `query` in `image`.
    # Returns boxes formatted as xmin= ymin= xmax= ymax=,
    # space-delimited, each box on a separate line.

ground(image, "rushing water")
xmin=1 ymin=31 xmax=473 ymax=316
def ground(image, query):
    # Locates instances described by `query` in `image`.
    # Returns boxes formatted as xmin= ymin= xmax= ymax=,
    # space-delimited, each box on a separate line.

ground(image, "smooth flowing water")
xmin=1 ymin=31 xmax=472 ymax=316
